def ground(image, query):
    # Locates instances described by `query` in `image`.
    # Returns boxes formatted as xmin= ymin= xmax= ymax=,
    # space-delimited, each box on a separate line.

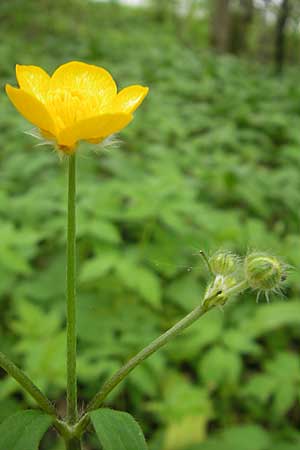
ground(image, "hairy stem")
xmin=86 ymin=299 xmax=214 ymax=411
xmin=73 ymin=291 xmax=222 ymax=438
xmin=75 ymin=291 xmax=218 ymax=436
xmin=0 ymin=351 xmax=56 ymax=416
xmin=74 ymin=277 xmax=247 ymax=439
xmin=66 ymin=153 xmax=78 ymax=425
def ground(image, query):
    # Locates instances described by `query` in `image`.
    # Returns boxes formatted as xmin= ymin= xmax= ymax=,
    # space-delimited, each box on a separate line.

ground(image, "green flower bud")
xmin=204 ymin=274 xmax=245 ymax=308
xmin=209 ymin=251 xmax=240 ymax=276
xmin=244 ymin=253 xmax=285 ymax=292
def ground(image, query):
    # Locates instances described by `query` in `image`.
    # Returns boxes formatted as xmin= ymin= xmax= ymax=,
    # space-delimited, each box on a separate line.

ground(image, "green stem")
xmin=73 ymin=294 xmax=219 ymax=437
xmin=74 ymin=279 xmax=247 ymax=438
xmin=80 ymin=291 xmax=222 ymax=417
xmin=0 ymin=351 xmax=56 ymax=416
xmin=64 ymin=437 xmax=82 ymax=450
xmin=66 ymin=153 xmax=78 ymax=425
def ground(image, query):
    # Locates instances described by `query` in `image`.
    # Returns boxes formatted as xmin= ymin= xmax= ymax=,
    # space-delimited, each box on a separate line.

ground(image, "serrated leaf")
xmin=196 ymin=425 xmax=270 ymax=450
xmin=223 ymin=329 xmax=260 ymax=355
xmin=273 ymin=382 xmax=296 ymax=417
xmin=148 ymin=374 xmax=212 ymax=422
xmin=166 ymin=273 xmax=202 ymax=310
xmin=247 ymin=302 xmax=300 ymax=337
xmin=117 ymin=260 xmax=161 ymax=307
xmin=0 ymin=410 xmax=53 ymax=450
xmin=164 ymin=414 xmax=207 ymax=450
xmin=242 ymin=374 xmax=276 ymax=403
xmin=167 ymin=309 xmax=223 ymax=361
xmin=91 ymin=408 xmax=148 ymax=450
xmin=199 ymin=346 xmax=242 ymax=388
xmin=80 ymin=251 xmax=119 ymax=283
xmin=78 ymin=219 xmax=121 ymax=244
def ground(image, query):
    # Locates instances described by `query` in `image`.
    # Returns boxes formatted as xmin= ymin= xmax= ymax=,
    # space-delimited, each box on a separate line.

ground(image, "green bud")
xmin=209 ymin=251 xmax=240 ymax=276
xmin=203 ymin=274 xmax=245 ymax=308
xmin=244 ymin=253 xmax=285 ymax=292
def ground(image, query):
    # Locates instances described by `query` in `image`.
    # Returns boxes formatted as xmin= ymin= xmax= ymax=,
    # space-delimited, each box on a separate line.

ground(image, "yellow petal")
xmin=58 ymin=113 xmax=133 ymax=147
xmin=110 ymin=85 xmax=149 ymax=114
xmin=16 ymin=64 xmax=50 ymax=102
xmin=50 ymin=61 xmax=117 ymax=108
xmin=5 ymin=85 xmax=56 ymax=135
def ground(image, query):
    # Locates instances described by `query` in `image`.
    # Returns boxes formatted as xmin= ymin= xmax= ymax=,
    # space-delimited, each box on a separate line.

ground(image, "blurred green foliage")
xmin=0 ymin=1 xmax=300 ymax=449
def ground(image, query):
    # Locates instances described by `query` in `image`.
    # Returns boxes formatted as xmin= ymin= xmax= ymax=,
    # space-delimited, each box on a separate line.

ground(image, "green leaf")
xmin=164 ymin=414 xmax=207 ymax=450
xmin=196 ymin=425 xmax=270 ymax=450
xmin=166 ymin=273 xmax=202 ymax=310
xmin=246 ymin=302 xmax=300 ymax=337
xmin=90 ymin=408 xmax=148 ymax=450
xmin=242 ymin=374 xmax=276 ymax=403
xmin=78 ymin=219 xmax=121 ymax=244
xmin=0 ymin=410 xmax=53 ymax=450
xmin=199 ymin=346 xmax=242 ymax=388
xmin=223 ymin=329 xmax=260 ymax=355
xmin=273 ymin=382 xmax=296 ymax=417
xmin=167 ymin=309 xmax=223 ymax=361
xmin=80 ymin=251 xmax=119 ymax=283
xmin=148 ymin=374 xmax=212 ymax=422
xmin=117 ymin=260 xmax=161 ymax=307
xmin=0 ymin=398 xmax=22 ymax=424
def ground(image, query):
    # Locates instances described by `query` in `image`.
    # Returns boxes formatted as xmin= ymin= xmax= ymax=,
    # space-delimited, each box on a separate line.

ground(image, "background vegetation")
xmin=0 ymin=0 xmax=300 ymax=449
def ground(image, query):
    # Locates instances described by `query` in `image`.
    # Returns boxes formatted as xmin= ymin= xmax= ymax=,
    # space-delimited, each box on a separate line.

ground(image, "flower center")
xmin=46 ymin=88 xmax=91 ymax=131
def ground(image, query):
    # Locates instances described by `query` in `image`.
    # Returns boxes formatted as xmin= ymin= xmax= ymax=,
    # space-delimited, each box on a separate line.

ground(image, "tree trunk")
xmin=240 ymin=0 xmax=254 ymax=22
xmin=275 ymin=0 xmax=290 ymax=73
xmin=230 ymin=0 xmax=254 ymax=54
xmin=211 ymin=0 xmax=231 ymax=53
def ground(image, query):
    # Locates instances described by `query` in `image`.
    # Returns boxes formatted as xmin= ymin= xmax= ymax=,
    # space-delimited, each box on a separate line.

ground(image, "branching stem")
xmin=74 ymin=290 xmax=226 ymax=437
xmin=0 ymin=351 xmax=56 ymax=416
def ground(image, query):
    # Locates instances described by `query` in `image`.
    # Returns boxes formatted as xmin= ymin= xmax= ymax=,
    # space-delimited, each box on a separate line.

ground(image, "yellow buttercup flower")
xmin=6 ymin=61 xmax=149 ymax=153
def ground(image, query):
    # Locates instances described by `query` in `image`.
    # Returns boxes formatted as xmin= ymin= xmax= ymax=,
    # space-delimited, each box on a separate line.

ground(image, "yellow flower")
xmin=6 ymin=61 xmax=149 ymax=153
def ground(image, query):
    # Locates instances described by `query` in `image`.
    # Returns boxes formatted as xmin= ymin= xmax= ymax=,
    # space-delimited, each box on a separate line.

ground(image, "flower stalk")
xmin=86 ymin=280 xmax=248 ymax=413
xmin=73 ymin=289 xmax=226 ymax=438
xmin=66 ymin=153 xmax=78 ymax=426
xmin=0 ymin=351 xmax=56 ymax=416
xmin=85 ymin=294 xmax=217 ymax=412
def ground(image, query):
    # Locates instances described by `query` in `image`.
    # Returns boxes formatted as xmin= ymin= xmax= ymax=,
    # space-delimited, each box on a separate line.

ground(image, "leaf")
xmin=0 ymin=410 xmax=53 ymax=450
xmin=164 ymin=415 xmax=207 ymax=450
xmin=195 ymin=425 xmax=270 ymax=450
xmin=242 ymin=374 xmax=276 ymax=403
xmin=0 ymin=398 xmax=22 ymax=424
xmin=133 ymin=267 xmax=161 ymax=307
xmin=199 ymin=346 xmax=242 ymax=388
xmin=117 ymin=260 xmax=161 ymax=307
xmin=273 ymin=382 xmax=296 ymax=417
xmin=272 ymin=439 xmax=300 ymax=450
xmin=166 ymin=273 xmax=202 ymax=310
xmin=78 ymin=219 xmax=121 ymax=244
xmin=242 ymin=353 xmax=300 ymax=417
xmin=167 ymin=309 xmax=223 ymax=361
xmin=91 ymin=408 xmax=148 ymax=450
xmin=220 ymin=425 xmax=270 ymax=450
xmin=80 ymin=251 xmax=119 ymax=283
xmin=246 ymin=302 xmax=300 ymax=337
xmin=223 ymin=329 xmax=260 ymax=355
xmin=148 ymin=374 xmax=213 ymax=423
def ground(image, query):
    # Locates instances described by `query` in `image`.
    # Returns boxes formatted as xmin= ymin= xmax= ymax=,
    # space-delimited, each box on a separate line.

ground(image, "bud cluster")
xmin=202 ymin=250 xmax=287 ymax=309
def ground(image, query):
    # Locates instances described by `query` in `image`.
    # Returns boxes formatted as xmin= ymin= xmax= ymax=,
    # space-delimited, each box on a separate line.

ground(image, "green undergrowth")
xmin=0 ymin=1 xmax=300 ymax=449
